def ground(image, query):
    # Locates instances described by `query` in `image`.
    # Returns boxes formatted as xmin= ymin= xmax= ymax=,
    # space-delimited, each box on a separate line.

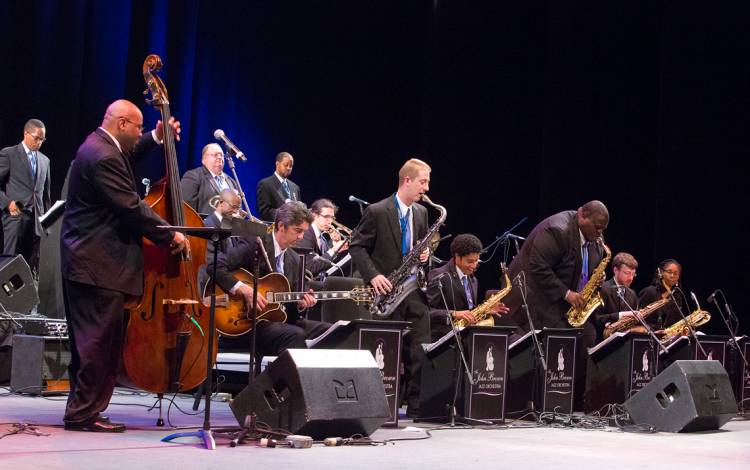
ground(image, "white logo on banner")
xmin=557 ymin=346 xmax=565 ymax=372
xmin=486 ymin=345 xmax=495 ymax=372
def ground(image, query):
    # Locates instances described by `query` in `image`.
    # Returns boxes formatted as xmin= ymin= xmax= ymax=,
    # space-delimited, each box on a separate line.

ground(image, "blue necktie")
xmin=29 ymin=151 xmax=37 ymax=180
xmin=275 ymin=253 xmax=284 ymax=274
xmin=400 ymin=208 xmax=411 ymax=256
xmin=281 ymin=180 xmax=291 ymax=200
xmin=462 ymin=275 xmax=475 ymax=309
xmin=214 ymin=175 xmax=226 ymax=190
xmin=319 ymin=233 xmax=328 ymax=254
xmin=578 ymin=242 xmax=590 ymax=291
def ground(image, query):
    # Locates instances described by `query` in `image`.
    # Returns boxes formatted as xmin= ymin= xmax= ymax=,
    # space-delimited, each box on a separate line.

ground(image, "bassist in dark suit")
xmin=208 ymin=201 xmax=328 ymax=356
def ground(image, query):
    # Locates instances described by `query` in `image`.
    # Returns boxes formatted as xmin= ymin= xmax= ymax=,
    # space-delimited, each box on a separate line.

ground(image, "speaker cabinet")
xmin=230 ymin=349 xmax=390 ymax=439
xmin=0 ymin=255 xmax=39 ymax=314
xmin=10 ymin=335 xmax=70 ymax=395
xmin=624 ymin=360 xmax=737 ymax=432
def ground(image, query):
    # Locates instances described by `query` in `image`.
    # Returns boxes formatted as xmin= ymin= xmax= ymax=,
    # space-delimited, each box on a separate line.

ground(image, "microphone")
xmin=707 ymin=290 xmax=719 ymax=304
xmin=348 ymin=195 xmax=370 ymax=206
xmin=690 ymin=291 xmax=700 ymax=308
xmin=142 ymin=178 xmax=151 ymax=196
xmin=213 ymin=129 xmax=247 ymax=161
xmin=312 ymin=254 xmax=335 ymax=266
xmin=507 ymin=233 xmax=526 ymax=241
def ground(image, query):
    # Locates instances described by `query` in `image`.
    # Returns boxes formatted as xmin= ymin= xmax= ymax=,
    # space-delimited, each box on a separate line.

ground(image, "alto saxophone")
xmin=455 ymin=263 xmax=511 ymax=328
xmin=370 ymin=194 xmax=447 ymax=318
xmin=566 ymin=238 xmax=611 ymax=327
xmin=602 ymin=297 xmax=670 ymax=339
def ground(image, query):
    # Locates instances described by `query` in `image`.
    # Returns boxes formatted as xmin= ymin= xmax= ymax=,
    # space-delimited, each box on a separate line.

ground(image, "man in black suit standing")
xmin=505 ymin=200 xmax=609 ymax=345
xmin=594 ymin=252 xmax=639 ymax=340
xmin=349 ymin=158 xmax=432 ymax=417
xmin=295 ymin=198 xmax=349 ymax=278
xmin=181 ymin=143 xmax=239 ymax=216
xmin=61 ymin=100 xmax=186 ymax=432
xmin=0 ymin=119 xmax=52 ymax=274
xmin=208 ymin=201 xmax=328 ymax=356
xmin=426 ymin=234 xmax=509 ymax=340
xmin=256 ymin=151 xmax=300 ymax=222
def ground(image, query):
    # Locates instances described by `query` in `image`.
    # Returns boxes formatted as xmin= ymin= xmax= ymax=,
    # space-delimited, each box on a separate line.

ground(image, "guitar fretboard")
xmin=268 ymin=291 xmax=361 ymax=303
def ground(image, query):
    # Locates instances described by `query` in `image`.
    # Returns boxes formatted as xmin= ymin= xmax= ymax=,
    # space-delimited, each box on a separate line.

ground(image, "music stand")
xmin=157 ymin=225 xmax=231 ymax=450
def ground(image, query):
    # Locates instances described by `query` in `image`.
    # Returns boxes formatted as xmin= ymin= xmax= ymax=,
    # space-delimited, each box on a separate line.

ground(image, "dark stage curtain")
xmin=0 ymin=1 xmax=746 ymax=332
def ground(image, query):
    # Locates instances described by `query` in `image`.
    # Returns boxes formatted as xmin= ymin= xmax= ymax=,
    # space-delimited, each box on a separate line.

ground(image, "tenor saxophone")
xmin=602 ymin=297 xmax=670 ymax=339
xmin=566 ymin=238 xmax=611 ymax=327
xmin=370 ymin=194 xmax=447 ymax=318
xmin=455 ymin=263 xmax=511 ymax=328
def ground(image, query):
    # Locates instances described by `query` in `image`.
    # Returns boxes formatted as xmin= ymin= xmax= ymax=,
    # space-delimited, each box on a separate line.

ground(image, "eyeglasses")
xmin=118 ymin=116 xmax=144 ymax=132
xmin=318 ymin=214 xmax=335 ymax=220
xmin=205 ymin=152 xmax=225 ymax=159
xmin=25 ymin=132 xmax=46 ymax=143
xmin=662 ymin=270 xmax=679 ymax=276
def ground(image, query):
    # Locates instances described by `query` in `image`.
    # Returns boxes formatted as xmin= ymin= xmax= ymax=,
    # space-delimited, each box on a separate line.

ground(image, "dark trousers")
xmin=2 ymin=211 xmax=40 ymax=275
xmin=62 ymin=279 xmax=125 ymax=424
xmin=254 ymin=317 xmax=330 ymax=357
xmin=392 ymin=290 xmax=430 ymax=411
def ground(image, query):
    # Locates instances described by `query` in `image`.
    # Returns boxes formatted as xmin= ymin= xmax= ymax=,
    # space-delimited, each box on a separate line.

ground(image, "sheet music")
xmin=325 ymin=253 xmax=352 ymax=276
xmin=509 ymin=330 xmax=541 ymax=350
xmin=588 ymin=331 xmax=629 ymax=355
xmin=422 ymin=327 xmax=463 ymax=354
xmin=39 ymin=199 xmax=66 ymax=228
xmin=304 ymin=320 xmax=351 ymax=348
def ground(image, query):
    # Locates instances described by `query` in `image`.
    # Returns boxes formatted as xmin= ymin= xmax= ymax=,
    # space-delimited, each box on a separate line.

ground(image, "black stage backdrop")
xmin=0 ymin=1 xmax=746 ymax=333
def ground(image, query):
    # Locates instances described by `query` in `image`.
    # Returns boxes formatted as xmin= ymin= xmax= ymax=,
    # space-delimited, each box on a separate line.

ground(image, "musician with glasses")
xmin=638 ymin=259 xmax=688 ymax=331
xmin=0 ymin=119 xmax=51 ymax=275
xmin=199 ymin=189 xmax=243 ymax=293
xmin=180 ymin=143 xmax=239 ymax=217
xmin=256 ymin=151 xmax=300 ymax=222
xmin=349 ymin=158 xmax=432 ymax=418
xmin=296 ymin=198 xmax=350 ymax=278
xmin=593 ymin=252 xmax=639 ymax=340
xmin=207 ymin=201 xmax=329 ymax=356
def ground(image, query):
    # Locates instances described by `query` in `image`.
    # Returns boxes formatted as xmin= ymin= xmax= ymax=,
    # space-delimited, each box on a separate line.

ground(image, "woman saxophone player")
xmin=637 ymin=259 xmax=689 ymax=331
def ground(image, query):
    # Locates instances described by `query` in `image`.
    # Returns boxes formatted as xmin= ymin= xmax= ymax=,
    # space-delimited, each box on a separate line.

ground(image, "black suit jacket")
xmin=180 ymin=165 xmax=239 ymax=216
xmin=349 ymin=195 xmax=429 ymax=285
xmin=426 ymin=259 xmax=478 ymax=326
xmin=0 ymin=143 xmax=51 ymax=235
xmin=255 ymin=173 xmax=300 ymax=222
xmin=506 ymin=210 xmax=604 ymax=330
xmin=594 ymin=278 xmax=638 ymax=331
xmin=638 ymin=285 xmax=688 ymax=330
xmin=294 ymin=225 xmax=348 ymax=277
xmin=61 ymin=129 xmax=172 ymax=296
xmin=209 ymin=232 xmax=307 ymax=323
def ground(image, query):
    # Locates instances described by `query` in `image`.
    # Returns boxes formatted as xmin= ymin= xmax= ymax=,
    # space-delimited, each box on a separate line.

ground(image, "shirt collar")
xmin=274 ymin=172 xmax=286 ymax=183
xmin=21 ymin=142 xmax=32 ymax=155
xmin=578 ymin=229 xmax=586 ymax=247
xmin=98 ymin=127 xmax=123 ymax=153
xmin=454 ymin=263 xmax=469 ymax=281
xmin=213 ymin=211 xmax=223 ymax=223
xmin=312 ymin=224 xmax=323 ymax=239
xmin=394 ymin=193 xmax=411 ymax=216
xmin=272 ymin=231 xmax=284 ymax=259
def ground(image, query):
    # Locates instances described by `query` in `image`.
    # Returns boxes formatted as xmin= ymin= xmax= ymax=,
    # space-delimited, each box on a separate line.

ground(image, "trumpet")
xmin=327 ymin=220 xmax=352 ymax=241
xmin=208 ymin=194 xmax=250 ymax=219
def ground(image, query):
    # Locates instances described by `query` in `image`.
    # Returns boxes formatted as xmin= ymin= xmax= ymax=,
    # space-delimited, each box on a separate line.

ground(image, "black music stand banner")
xmin=306 ymin=319 xmax=408 ymax=426
xmin=660 ymin=334 xmax=729 ymax=371
xmin=585 ymin=332 xmax=659 ymax=413
xmin=506 ymin=328 xmax=580 ymax=416
xmin=742 ymin=339 xmax=750 ymax=411
xmin=419 ymin=326 xmax=514 ymax=423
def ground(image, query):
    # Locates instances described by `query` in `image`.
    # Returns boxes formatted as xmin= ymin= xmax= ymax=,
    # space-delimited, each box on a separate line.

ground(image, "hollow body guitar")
xmin=203 ymin=270 xmax=373 ymax=336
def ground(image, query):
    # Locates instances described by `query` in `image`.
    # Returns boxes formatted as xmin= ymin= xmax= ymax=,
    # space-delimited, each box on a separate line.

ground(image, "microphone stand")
xmin=515 ymin=271 xmax=546 ymax=414
xmin=616 ymin=290 xmax=668 ymax=378
xmin=223 ymin=150 xmax=261 ymax=224
xmin=436 ymin=276 xmax=482 ymax=426
xmin=669 ymin=287 xmax=707 ymax=357
xmin=710 ymin=292 xmax=748 ymax=369
xmin=480 ymin=217 xmax=528 ymax=264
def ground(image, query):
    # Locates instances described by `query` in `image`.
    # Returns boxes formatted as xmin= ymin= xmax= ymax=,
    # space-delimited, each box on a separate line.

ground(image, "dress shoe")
xmin=64 ymin=417 xmax=126 ymax=433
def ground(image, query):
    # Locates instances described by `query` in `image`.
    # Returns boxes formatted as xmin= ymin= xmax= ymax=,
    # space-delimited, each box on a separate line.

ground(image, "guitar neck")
xmin=268 ymin=290 xmax=361 ymax=303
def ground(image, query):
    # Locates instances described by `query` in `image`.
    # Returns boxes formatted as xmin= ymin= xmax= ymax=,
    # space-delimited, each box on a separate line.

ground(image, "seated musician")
xmin=593 ymin=252 xmax=639 ymax=340
xmin=295 ymin=198 xmax=350 ymax=278
xmin=425 ymin=234 xmax=509 ymax=341
xmin=638 ymin=259 xmax=689 ymax=332
xmin=208 ymin=201 xmax=329 ymax=356
xmin=198 ymin=189 xmax=242 ymax=292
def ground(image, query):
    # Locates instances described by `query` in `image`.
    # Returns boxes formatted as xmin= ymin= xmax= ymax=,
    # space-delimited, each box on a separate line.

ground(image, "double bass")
xmin=120 ymin=55 xmax=216 ymax=393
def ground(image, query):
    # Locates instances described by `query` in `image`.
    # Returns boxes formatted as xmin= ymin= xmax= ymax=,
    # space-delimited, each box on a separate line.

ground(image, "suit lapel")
xmin=385 ymin=196 xmax=403 ymax=255
xmin=95 ymin=129 xmax=137 ymax=191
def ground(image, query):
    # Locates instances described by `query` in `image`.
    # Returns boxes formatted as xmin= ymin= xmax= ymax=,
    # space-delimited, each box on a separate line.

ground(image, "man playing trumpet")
xmin=296 ymin=198 xmax=350 ymax=278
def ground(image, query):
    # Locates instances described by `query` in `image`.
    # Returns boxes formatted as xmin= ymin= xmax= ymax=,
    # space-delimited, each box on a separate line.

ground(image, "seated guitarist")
xmin=208 ymin=201 xmax=330 ymax=356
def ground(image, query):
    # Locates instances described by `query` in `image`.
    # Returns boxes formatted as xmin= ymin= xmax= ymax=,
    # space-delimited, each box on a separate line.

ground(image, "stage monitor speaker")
xmin=0 ymin=255 xmax=39 ymax=314
xmin=10 ymin=334 xmax=70 ymax=395
xmin=624 ymin=360 xmax=737 ymax=432
xmin=230 ymin=349 xmax=389 ymax=439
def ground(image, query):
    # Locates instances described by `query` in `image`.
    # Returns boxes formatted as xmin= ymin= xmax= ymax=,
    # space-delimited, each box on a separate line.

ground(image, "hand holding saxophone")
xmin=490 ymin=302 xmax=510 ymax=316
xmin=565 ymin=290 xmax=587 ymax=311
xmin=452 ymin=310 xmax=477 ymax=325
xmin=370 ymin=274 xmax=393 ymax=295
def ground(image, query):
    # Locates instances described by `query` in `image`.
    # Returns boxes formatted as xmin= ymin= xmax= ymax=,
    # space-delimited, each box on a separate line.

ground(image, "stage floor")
xmin=0 ymin=389 xmax=748 ymax=469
